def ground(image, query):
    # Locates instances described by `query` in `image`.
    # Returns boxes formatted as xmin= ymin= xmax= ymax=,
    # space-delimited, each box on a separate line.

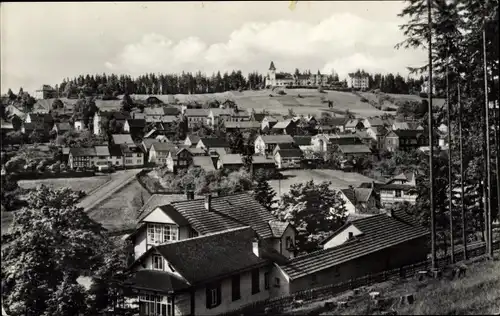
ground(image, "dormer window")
xmin=147 ymin=224 xmax=178 ymax=245
xmin=152 ymin=255 xmax=164 ymax=270
xmin=286 ymin=236 xmax=294 ymax=249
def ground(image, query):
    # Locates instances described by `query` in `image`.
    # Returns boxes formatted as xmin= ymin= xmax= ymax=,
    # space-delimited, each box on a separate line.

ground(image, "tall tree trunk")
xmin=446 ymin=52 xmax=454 ymax=263
xmin=458 ymin=83 xmax=467 ymax=259
xmin=427 ymin=0 xmax=437 ymax=271
xmin=482 ymin=28 xmax=493 ymax=257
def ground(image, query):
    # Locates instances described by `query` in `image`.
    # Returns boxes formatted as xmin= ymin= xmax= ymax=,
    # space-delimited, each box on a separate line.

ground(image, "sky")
xmin=1 ymin=1 xmax=427 ymax=95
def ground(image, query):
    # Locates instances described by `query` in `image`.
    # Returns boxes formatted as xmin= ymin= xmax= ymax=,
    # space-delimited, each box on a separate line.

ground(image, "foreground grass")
xmin=286 ymin=256 xmax=500 ymax=315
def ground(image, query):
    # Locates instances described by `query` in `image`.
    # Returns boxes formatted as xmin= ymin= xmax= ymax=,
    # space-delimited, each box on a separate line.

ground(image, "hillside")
xmin=22 ymin=88 xmax=445 ymax=119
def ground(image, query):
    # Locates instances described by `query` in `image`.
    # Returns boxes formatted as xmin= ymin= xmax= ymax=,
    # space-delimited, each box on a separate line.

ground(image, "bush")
xmin=419 ymin=92 xmax=429 ymax=98
xmin=360 ymin=97 xmax=369 ymax=103
xmin=276 ymin=90 xmax=286 ymax=96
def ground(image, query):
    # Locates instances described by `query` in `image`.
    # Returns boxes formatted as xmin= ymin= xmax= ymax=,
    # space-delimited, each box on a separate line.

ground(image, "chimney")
xmin=371 ymin=181 xmax=375 ymax=189
xmin=252 ymin=238 xmax=260 ymax=257
xmin=204 ymin=194 xmax=212 ymax=211
xmin=186 ymin=190 xmax=194 ymax=200
xmin=387 ymin=209 xmax=394 ymax=217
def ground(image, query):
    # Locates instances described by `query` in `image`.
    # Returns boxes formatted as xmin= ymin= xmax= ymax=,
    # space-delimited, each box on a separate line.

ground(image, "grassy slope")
xmin=285 ymin=256 xmax=500 ymax=315
xmin=87 ymin=179 xmax=151 ymax=232
xmin=17 ymin=175 xmax=111 ymax=194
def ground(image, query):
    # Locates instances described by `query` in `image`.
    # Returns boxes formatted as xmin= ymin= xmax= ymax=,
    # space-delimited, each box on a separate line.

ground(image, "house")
xmin=266 ymin=61 xmax=329 ymax=87
xmin=124 ymin=119 xmax=146 ymax=133
xmin=51 ymin=122 xmax=72 ymax=135
xmin=112 ymin=134 xmax=135 ymax=146
xmin=68 ymin=147 xmax=96 ymax=169
xmin=316 ymin=117 xmax=347 ymax=133
xmin=254 ymin=135 xmax=295 ymax=155
xmin=21 ymin=122 xmax=46 ymax=136
xmin=186 ymin=147 xmax=207 ymax=157
xmin=108 ymin=144 xmax=124 ymax=168
xmin=192 ymin=156 xmax=217 ymax=172
xmin=184 ymin=109 xmax=210 ymax=128
xmin=310 ymin=134 xmax=331 ymax=152
xmin=261 ymin=115 xmax=284 ymax=132
xmin=60 ymin=147 xmax=70 ymax=163
xmin=166 ymin=148 xmax=193 ymax=173
xmin=224 ymin=121 xmax=262 ymax=132
xmin=250 ymin=156 xmax=276 ymax=172
xmin=196 ymin=138 xmax=230 ymax=153
xmin=347 ymin=71 xmax=370 ymax=90
xmin=144 ymin=121 xmax=177 ymax=138
xmin=25 ymin=113 xmax=54 ymax=131
xmin=231 ymin=110 xmax=251 ymax=122
xmin=379 ymin=172 xmax=418 ymax=207
xmin=385 ymin=130 xmax=428 ymax=152
xmin=272 ymin=143 xmax=301 ymax=156
xmin=362 ymin=118 xmax=385 ymax=129
xmin=93 ymin=111 xmax=129 ymax=136
xmin=344 ymin=119 xmax=364 ymax=132
xmin=149 ymin=142 xmax=178 ymax=165
xmin=277 ymin=210 xmax=429 ymax=294
xmin=141 ymin=139 xmax=160 ymax=156
xmin=131 ymin=193 xmax=296 ymax=260
xmin=274 ymin=148 xmax=303 ymax=170
xmin=217 ymin=154 xmax=244 ymax=171
xmin=121 ymin=145 xmax=144 ymax=168
xmin=249 ymin=112 xmax=267 ymax=123
xmin=73 ymin=115 xmax=85 ymax=131
xmin=391 ymin=121 xmax=424 ymax=131
xmin=184 ymin=134 xmax=201 ymax=147
xmin=365 ymin=126 xmax=388 ymax=149
xmin=292 ymin=136 xmax=313 ymax=152
xmin=94 ymin=145 xmax=111 ymax=167
xmin=34 ymin=85 xmax=57 ymax=100
xmin=207 ymin=109 xmax=234 ymax=127
xmin=271 ymin=120 xmax=297 ymax=136
xmin=339 ymin=185 xmax=378 ymax=215
xmin=336 ymin=144 xmax=372 ymax=158
xmin=125 ymin=227 xmax=274 ymax=316
xmin=328 ymin=134 xmax=363 ymax=145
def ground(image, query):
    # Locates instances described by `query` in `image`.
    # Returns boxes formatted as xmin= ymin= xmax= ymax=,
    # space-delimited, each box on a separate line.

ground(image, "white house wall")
xmin=193 ymin=267 xmax=272 ymax=316
xmin=323 ymin=225 xmax=363 ymax=249
xmin=133 ymin=229 xmax=147 ymax=259
xmin=280 ymin=226 xmax=296 ymax=259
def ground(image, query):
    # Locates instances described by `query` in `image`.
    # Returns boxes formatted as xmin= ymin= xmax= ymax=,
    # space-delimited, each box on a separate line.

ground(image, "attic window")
xmin=168 ymin=263 xmax=176 ymax=272
xmin=348 ymin=232 xmax=354 ymax=239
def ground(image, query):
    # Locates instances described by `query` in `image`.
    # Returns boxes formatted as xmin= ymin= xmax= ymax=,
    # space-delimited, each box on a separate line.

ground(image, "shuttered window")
xmin=205 ymin=283 xmax=221 ymax=309
xmin=231 ymin=275 xmax=241 ymax=301
xmin=251 ymin=269 xmax=260 ymax=294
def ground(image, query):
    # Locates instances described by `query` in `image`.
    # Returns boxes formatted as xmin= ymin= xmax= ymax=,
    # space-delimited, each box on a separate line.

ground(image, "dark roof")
xmin=220 ymin=154 xmax=244 ymax=165
xmin=23 ymin=122 xmax=45 ymax=131
xmin=338 ymin=144 xmax=372 ymax=154
xmin=224 ymin=121 xmax=261 ymax=129
xmin=198 ymin=138 xmax=229 ymax=148
xmin=108 ymin=144 xmax=123 ymax=156
xmin=151 ymin=142 xmax=177 ymax=152
xmin=142 ymin=138 xmax=159 ymax=151
xmin=391 ymin=129 xmax=424 ymax=138
xmin=186 ymin=134 xmax=201 ymax=144
xmin=95 ymin=145 xmax=110 ymax=156
xmin=341 ymin=187 xmax=374 ymax=205
xmin=137 ymin=194 xmax=198 ymax=222
xmin=169 ymin=192 xmax=277 ymax=239
xmin=155 ymin=227 xmax=268 ymax=285
xmin=269 ymin=220 xmax=290 ymax=238
xmin=120 ymin=144 xmax=142 ymax=154
xmin=260 ymin=135 xmax=294 ymax=144
xmin=126 ymin=119 xmax=146 ymax=128
xmin=28 ymin=113 xmax=53 ymax=123
xmin=293 ymin=136 xmax=312 ymax=146
xmin=276 ymin=149 xmax=303 ymax=158
xmin=54 ymin=122 xmax=71 ymax=131
xmin=276 ymin=143 xmax=300 ymax=151
xmin=252 ymin=113 xmax=267 ymax=122
xmin=379 ymin=183 xmax=416 ymax=191
xmin=99 ymin=111 xmax=129 ymax=120
xmin=269 ymin=61 xmax=276 ymax=71
xmin=69 ymin=147 xmax=96 ymax=157
xmin=185 ymin=109 xmax=209 ymax=117
xmin=280 ymin=210 xmax=429 ymax=280
xmin=112 ymin=134 xmax=134 ymax=145
xmin=124 ymin=270 xmax=189 ymax=294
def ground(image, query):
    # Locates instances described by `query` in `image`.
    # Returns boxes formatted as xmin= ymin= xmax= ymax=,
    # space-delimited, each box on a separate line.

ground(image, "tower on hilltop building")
xmin=267 ymin=61 xmax=277 ymax=87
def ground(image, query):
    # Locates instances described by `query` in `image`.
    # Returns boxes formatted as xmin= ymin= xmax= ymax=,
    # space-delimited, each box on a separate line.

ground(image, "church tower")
xmin=267 ymin=61 xmax=277 ymax=87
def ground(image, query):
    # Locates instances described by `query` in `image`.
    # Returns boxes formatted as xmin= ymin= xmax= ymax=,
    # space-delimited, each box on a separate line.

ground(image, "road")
xmin=77 ymin=168 xmax=142 ymax=212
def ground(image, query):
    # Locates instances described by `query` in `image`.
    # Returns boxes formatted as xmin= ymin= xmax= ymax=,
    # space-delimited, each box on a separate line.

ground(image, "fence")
xmin=220 ymin=240 xmax=499 ymax=316
xmin=12 ymin=170 xmax=95 ymax=180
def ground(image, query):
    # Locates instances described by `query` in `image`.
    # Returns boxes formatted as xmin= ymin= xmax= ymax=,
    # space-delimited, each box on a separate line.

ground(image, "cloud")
xmin=107 ymin=12 xmax=424 ymax=79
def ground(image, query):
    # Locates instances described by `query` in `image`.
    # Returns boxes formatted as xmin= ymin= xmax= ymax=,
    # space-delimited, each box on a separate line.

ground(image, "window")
xmin=264 ymin=272 xmax=270 ymax=290
xmin=147 ymin=224 xmax=178 ymax=245
xmin=286 ymin=236 xmax=293 ymax=249
xmin=251 ymin=269 xmax=260 ymax=294
xmin=395 ymin=190 xmax=402 ymax=198
xmin=274 ymin=277 xmax=281 ymax=287
xmin=139 ymin=294 xmax=173 ymax=316
xmin=137 ymin=159 xmax=142 ymax=164
xmin=125 ymin=153 xmax=133 ymax=157
xmin=206 ymin=284 xmax=221 ymax=308
xmin=231 ymin=275 xmax=241 ymax=301
xmin=125 ymin=159 xmax=133 ymax=164
xmin=152 ymin=255 xmax=164 ymax=270
xmin=115 ymin=161 xmax=120 ymax=165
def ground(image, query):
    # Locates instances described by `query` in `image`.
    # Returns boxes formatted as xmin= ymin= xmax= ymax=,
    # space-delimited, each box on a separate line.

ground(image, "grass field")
xmin=87 ymin=179 xmax=151 ymax=232
xmin=18 ymin=175 xmax=111 ymax=194
xmin=268 ymin=169 xmax=381 ymax=197
xmin=285 ymin=256 xmax=500 ymax=316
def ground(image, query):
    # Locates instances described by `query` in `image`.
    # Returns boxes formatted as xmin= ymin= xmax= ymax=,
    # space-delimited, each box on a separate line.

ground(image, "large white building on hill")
xmin=347 ymin=71 xmax=370 ymax=90
xmin=266 ymin=61 xmax=329 ymax=87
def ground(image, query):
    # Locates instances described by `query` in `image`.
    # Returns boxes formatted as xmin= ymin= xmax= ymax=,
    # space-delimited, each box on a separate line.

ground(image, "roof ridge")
xmin=156 ymin=226 xmax=252 ymax=247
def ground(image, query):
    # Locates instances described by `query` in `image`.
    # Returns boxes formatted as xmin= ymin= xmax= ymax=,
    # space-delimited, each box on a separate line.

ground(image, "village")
xmin=1 ymin=1 xmax=500 ymax=316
